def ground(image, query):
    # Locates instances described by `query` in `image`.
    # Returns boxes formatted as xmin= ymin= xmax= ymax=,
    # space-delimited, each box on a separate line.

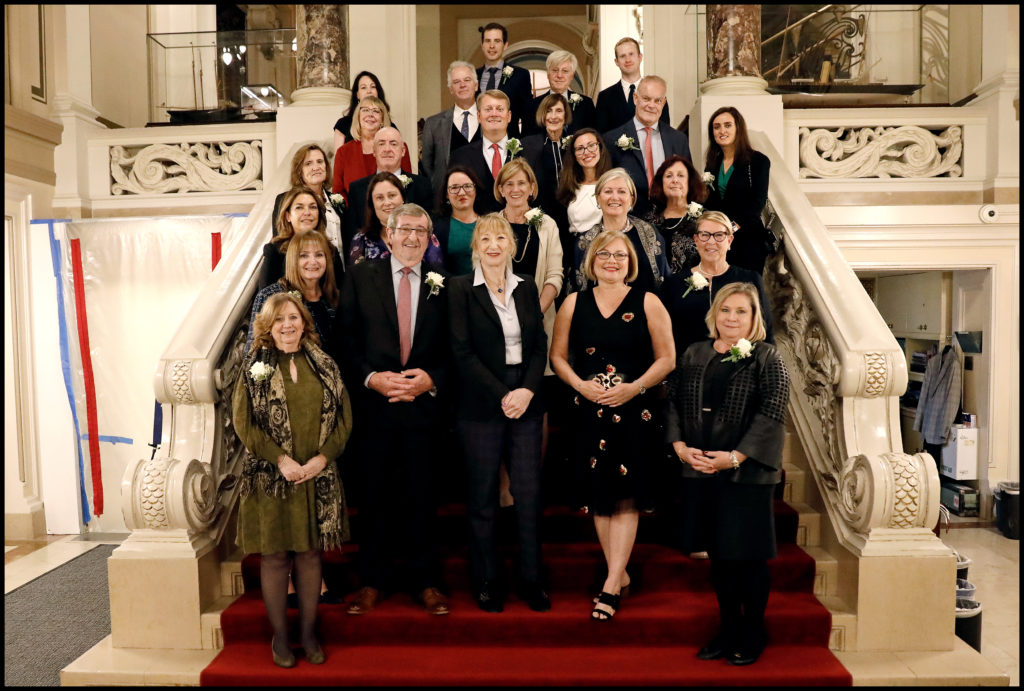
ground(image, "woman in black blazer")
xmin=703 ymin=107 xmax=771 ymax=275
xmin=665 ymin=281 xmax=789 ymax=666
xmin=449 ymin=212 xmax=551 ymax=614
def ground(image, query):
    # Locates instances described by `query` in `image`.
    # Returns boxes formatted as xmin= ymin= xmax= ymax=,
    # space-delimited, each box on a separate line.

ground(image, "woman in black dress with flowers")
xmin=550 ymin=229 xmax=674 ymax=621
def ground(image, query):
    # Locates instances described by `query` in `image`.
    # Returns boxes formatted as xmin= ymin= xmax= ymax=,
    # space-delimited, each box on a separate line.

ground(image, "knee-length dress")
xmin=568 ymin=287 xmax=659 ymax=515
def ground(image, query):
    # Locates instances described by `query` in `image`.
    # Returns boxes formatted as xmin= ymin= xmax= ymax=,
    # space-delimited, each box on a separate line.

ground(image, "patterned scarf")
xmin=238 ymin=340 xmax=349 ymax=549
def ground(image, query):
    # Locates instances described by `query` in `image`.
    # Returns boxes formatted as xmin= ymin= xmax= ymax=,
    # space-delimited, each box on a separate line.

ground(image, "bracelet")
xmin=730 ymin=450 xmax=740 ymax=469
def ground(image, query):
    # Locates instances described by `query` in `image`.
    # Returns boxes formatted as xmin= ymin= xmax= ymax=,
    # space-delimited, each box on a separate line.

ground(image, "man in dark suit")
xmin=521 ymin=50 xmax=596 ymax=137
xmin=346 ymin=127 xmax=434 ymax=249
xmin=604 ymin=75 xmax=690 ymax=218
xmin=420 ymin=60 xmax=481 ymax=195
xmin=337 ymin=202 xmax=451 ymax=617
xmin=595 ymin=37 xmax=671 ymax=134
xmin=476 ymin=22 xmax=533 ymax=137
xmin=450 ymin=90 xmax=541 ymax=215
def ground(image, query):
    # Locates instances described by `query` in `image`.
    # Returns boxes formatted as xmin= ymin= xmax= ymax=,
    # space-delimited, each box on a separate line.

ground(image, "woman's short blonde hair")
xmin=494 ymin=157 xmax=539 ymax=203
xmin=595 ymin=168 xmax=637 ymax=210
xmin=535 ymin=92 xmax=572 ymax=129
xmin=283 ymin=229 xmax=339 ymax=308
xmin=696 ymin=210 xmax=735 ymax=236
xmin=470 ymin=213 xmax=517 ymax=271
xmin=350 ymin=96 xmax=391 ymax=141
xmin=582 ymin=229 xmax=639 ymax=283
xmin=704 ymin=282 xmax=768 ymax=343
xmin=250 ymin=291 xmax=321 ymax=354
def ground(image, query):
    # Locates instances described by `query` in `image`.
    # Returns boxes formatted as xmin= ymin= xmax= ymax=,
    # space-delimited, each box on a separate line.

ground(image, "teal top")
xmin=717 ymin=162 xmax=734 ymax=192
xmin=448 ymin=217 xmax=477 ymax=275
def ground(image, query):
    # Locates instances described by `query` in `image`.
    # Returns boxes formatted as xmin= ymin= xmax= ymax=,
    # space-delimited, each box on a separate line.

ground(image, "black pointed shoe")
xmin=517 ymin=581 xmax=552 ymax=612
xmin=476 ymin=581 xmax=504 ymax=613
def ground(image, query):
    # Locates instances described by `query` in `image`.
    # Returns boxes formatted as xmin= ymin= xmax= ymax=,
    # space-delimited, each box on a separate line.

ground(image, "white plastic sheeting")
xmin=47 ymin=214 xmax=247 ymax=533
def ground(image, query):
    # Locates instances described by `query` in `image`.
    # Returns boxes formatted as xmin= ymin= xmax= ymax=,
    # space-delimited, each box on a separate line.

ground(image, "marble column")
xmin=291 ymin=5 xmax=349 ymax=103
xmin=706 ymin=5 xmax=761 ymax=79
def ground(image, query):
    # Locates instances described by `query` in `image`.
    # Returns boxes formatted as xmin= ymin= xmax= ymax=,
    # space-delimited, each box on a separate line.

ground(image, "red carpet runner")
xmin=202 ymin=486 xmax=852 ymax=686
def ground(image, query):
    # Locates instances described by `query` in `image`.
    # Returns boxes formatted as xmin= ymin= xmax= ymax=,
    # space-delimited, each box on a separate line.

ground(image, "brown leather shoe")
xmin=346 ymin=586 xmax=380 ymax=615
xmin=418 ymin=587 xmax=450 ymax=615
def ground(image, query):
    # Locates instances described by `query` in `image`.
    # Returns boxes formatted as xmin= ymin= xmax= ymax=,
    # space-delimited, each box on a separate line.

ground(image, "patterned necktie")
xmin=398 ymin=267 xmax=412 ymax=365
xmin=460 ymin=110 xmax=470 ymax=140
xmin=488 ymin=67 xmax=499 ymax=91
xmin=490 ymin=142 xmax=502 ymax=179
xmin=643 ymin=127 xmax=655 ymax=187
xmin=627 ymin=83 xmax=636 ymax=116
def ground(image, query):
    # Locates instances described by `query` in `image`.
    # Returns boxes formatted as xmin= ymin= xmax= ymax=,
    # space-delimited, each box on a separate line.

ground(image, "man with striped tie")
xmin=420 ymin=61 xmax=481 ymax=196
xmin=475 ymin=22 xmax=533 ymax=137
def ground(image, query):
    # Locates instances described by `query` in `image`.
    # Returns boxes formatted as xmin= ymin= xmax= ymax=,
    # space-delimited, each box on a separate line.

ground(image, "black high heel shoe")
xmin=590 ymin=591 xmax=620 ymax=621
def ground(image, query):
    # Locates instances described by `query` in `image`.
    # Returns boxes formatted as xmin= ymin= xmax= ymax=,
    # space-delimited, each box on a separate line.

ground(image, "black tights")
xmin=709 ymin=557 xmax=771 ymax=646
xmin=261 ymin=550 xmax=322 ymax=654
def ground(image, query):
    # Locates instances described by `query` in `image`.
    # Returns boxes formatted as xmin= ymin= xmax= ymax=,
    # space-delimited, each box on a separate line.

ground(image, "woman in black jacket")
xmin=703 ymin=107 xmax=771 ymax=275
xmin=665 ymin=281 xmax=789 ymax=666
xmin=449 ymin=212 xmax=551 ymax=614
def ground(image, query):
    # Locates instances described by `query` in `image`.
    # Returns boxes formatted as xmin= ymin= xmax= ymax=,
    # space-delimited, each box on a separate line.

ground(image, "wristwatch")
xmin=637 ymin=382 xmax=647 ymax=395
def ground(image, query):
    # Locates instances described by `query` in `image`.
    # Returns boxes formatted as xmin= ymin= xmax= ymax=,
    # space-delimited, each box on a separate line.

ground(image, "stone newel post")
xmin=292 ymin=5 xmax=349 ymax=103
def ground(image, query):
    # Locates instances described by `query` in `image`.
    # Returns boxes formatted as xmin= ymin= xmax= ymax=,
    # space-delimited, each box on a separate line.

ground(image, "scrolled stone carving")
xmin=168 ymin=360 xmax=195 ymax=404
xmin=862 ymin=352 xmax=888 ymax=398
xmin=123 ymin=456 xmax=219 ymax=533
xmin=839 ymin=452 xmax=932 ymax=531
xmin=110 ymin=140 xmax=263 ymax=195
xmin=799 ymin=125 xmax=962 ymax=179
xmin=139 ymin=456 xmax=172 ymax=529
xmin=178 ymin=459 xmax=219 ymax=532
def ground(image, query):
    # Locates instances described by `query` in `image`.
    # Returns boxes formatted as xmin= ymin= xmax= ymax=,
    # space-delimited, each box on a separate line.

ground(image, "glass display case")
xmin=687 ymin=5 xmax=951 ymax=106
xmin=147 ymin=29 xmax=297 ymax=124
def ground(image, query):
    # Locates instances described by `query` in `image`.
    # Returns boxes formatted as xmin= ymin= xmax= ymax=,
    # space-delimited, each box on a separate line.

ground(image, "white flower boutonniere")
xmin=568 ymin=92 xmax=583 ymax=109
xmin=686 ymin=201 xmax=704 ymax=219
xmin=501 ymin=66 xmax=514 ymax=85
xmin=702 ymin=171 xmax=716 ymax=190
xmin=722 ymin=338 xmax=754 ymax=363
xmin=396 ymin=173 xmax=412 ymax=188
xmin=524 ymin=207 xmax=545 ymax=229
xmin=505 ymin=138 xmax=522 ymax=158
xmin=681 ymin=271 xmax=709 ymax=298
xmin=425 ymin=271 xmax=445 ymax=299
xmin=560 ymin=135 xmax=573 ymax=151
xmin=616 ymin=134 xmax=640 ymax=152
xmin=329 ymin=192 xmax=346 ymax=207
xmin=249 ymin=361 xmax=274 ymax=382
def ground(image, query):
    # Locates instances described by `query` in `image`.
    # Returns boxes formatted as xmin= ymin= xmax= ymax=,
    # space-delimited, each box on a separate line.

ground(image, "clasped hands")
xmin=277 ymin=453 xmax=327 ymax=484
xmin=577 ymin=377 xmax=640 ymax=408
xmin=369 ymin=368 xmax=434 ymax=403
xmin=501 ymin=387 xmax=534 ymax=419
xmin=672 ymin=442 xmax=745 ymax=474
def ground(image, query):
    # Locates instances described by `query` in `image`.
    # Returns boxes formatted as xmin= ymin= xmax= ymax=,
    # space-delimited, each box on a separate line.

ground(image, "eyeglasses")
xmin=696 ymin=231 xmax=731 ymax=242
xmin=574 ymin=142 xmax=600 ymax=155
xmin=595 ymin=251 xmax=629 ymax=262
xmin=392 ymin=226 xmax=429 ymax=237
xmin=447 ymin=183 xmax=475 ymax=194
xmin=361 ymin=108 xmax=383 ymax=116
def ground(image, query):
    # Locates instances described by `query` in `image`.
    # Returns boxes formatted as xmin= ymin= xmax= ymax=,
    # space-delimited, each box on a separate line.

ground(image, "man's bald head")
xmin=373 ymin=127 xmax=406 ymax=173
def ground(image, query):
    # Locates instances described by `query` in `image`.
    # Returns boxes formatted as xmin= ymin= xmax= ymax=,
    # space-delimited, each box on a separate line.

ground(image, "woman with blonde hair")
xmin=665 ymin=281 xmax=789 ymax=666
xmin=332 ymin=96 xmax=412 ymax=196
xmin=233 ymin=292 xmax=352 ymax=667
xmin=550 ymin=228 xmax=675 ymax=620
xmin=448 ymin=212 xmax=551 ymax=613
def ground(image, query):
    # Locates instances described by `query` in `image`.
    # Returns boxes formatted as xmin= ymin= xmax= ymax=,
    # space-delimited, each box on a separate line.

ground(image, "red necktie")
xmin=643 ymin=126 xmax=654 ymax=187
xmin=491 ymin=142 xmax=502 ymax=179
xmin=398 ymin=267 xmax=412 ymax=365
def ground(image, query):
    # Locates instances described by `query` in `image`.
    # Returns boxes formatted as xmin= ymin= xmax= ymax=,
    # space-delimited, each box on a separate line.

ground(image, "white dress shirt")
xmin=481 ymin=135 xmax=510 ymax=165
xmin=633 ymin=116 xmax=666 ymax=173
xmin=474 ymin=265 xmax=524 ymax=365
xmin=364 ymin=256 xmax=424 ymax=388
xmin=567 ymin=183 xmax=602 ymax=235
xmin=620 ymin=77 xmax=640 ymax=102
xmin=481 ymin=61 xmax=505 ymax=91
xmin=453 ymin=103 xmax=479 ymax=142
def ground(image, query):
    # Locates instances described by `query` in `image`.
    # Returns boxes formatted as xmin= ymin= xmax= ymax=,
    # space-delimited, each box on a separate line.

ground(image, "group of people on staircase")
xmin=231 ymin=23 xmax=788 ymax=670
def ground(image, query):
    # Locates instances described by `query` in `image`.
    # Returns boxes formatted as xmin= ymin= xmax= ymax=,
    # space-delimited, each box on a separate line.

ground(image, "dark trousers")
xmin=457 ymin=368 xmax=545 ymax=588
xmin=709 ymin=557 xmax=771 ymax=647
xmin=356 ymin=422 xmax=441 ymax=594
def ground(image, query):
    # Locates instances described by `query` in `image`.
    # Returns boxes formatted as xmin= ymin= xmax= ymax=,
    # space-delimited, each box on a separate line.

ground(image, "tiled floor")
xmin=5 ymin=528 xmax=1019 ymax=685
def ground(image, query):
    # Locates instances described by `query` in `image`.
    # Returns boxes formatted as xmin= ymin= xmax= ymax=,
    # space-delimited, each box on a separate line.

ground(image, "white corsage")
xmin=702 ymin=171 xmax=716 ymax=190
xmin=329 ymin=192 xmax=346 ymax=207
xmin=616 ymin=134 xmax=640 ymax=152
xmin=560 ymin=135 xmax=573 ymax=150
xmin=425 ymin=271 xmax=445 ymax=299
xmin=686 ymin=201 xmax=704 ymax=219
xmin=568 ymin=92 xmax=583 ymax=109
xmin=249 ymin=361 xmax=274 ymax=382
xmin=681 ymin=271 xmax=709 ymax=298
xmin=505 ymin=138 xmax=522 ymax=157
xmin=396 ymin=173 xmax=412 ymax=188
xmin=501 ymin=66 xmax=514 ymax=84
xmin=524 ymin=207 xmax=545 ymax=229
xmin=722 ymin=338 xmax=754 ymax=363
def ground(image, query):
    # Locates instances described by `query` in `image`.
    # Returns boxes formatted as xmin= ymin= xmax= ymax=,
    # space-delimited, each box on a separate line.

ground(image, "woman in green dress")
xmin=232 ymin=292 xmax=352 ymax=667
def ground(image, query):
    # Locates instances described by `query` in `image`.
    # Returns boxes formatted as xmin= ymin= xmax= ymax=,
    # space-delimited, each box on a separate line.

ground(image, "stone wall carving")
xmin=110 ymin=140 xmax=263 ymax=195
xmin=798 ymin=125 xmax=962 ymax=178
xmin=168 ymin=360 xmax=196 ymax=404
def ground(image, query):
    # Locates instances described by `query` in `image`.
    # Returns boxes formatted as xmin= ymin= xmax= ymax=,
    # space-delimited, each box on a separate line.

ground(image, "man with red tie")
xmin=595 ymin=37 xmax=672 ymax=134
xmin=450 ymin=90 xmax=541 ymax=215
xmin=337 ymin=203 xmax=451 ymax=617
xmin=603 ymin=75 xmax=690 ymax=218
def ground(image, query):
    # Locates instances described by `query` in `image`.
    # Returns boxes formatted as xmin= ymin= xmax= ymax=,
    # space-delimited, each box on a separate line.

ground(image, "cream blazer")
xmin=531 ymin=214 xmax=563 ymax=376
